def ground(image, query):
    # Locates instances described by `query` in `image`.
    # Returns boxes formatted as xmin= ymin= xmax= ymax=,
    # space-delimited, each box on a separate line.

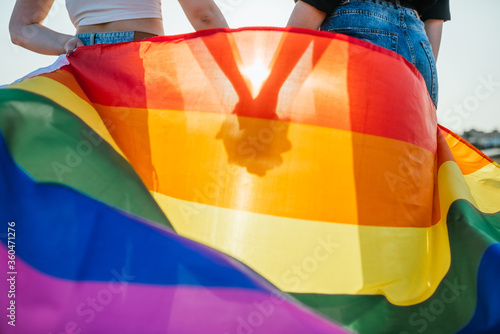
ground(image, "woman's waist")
xmin=76 ymin=18 xmax=164 ymax=36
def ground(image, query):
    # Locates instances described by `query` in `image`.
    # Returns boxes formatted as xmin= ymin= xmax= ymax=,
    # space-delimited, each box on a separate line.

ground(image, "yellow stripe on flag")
xmin=152 ymin=191 xmax=450 ymax=306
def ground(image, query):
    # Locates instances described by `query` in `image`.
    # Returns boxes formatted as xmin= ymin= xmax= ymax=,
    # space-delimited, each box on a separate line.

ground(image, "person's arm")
xmin=9 ymin=0 xmax=83 ymax=55
xmin=424 ymin=19 xmax=443 ymax=61
xmin=178 ymin=0 xmax=228 ymax=31
xmin=287 ymin=0 xmax=327 ymax=30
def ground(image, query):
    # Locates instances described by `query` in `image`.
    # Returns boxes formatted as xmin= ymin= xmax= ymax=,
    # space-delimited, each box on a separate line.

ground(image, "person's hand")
xmin=217 ymin=105 xmax=291 ymax=177
xmin=64 ymin=36 xmax=85 ymax=55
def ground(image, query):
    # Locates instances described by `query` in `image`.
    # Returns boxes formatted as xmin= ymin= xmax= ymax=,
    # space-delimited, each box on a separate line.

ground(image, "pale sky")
xmin=1 ymin=0 xmax=499 ymax=134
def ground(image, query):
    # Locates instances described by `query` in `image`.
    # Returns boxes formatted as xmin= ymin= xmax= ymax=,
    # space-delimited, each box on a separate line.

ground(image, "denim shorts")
xmin=321 ymin=0 xmax=438 ymax=106
xmin=75 ymin=31 xmax=135 ymax=46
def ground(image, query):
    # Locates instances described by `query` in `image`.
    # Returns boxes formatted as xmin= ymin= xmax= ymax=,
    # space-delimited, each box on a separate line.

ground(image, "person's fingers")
xmin=65 ymin=37 xmax=84 ymax=55
xmin=64 ymin=40 xmax=76 ymax=55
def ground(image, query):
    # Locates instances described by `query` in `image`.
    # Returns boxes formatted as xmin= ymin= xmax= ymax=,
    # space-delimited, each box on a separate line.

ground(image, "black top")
xmin=296 ymin=0 xmax=451 ymax=21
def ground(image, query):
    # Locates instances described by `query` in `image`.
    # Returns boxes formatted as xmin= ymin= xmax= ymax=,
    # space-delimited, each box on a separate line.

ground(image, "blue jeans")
xmin=320 ymin=0 xmax=438 ymax=106
xmin=75 ymin=31 xmax=135 ymax=46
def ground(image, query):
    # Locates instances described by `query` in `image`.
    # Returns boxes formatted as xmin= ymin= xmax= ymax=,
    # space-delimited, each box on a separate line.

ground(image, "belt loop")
xmin=413 ymin=9 xmax=420 ymax=20
xmin=89 ymin=33 xmax=96 ymax=45
xmin=394 ymin=0 xmax=400 ymax=9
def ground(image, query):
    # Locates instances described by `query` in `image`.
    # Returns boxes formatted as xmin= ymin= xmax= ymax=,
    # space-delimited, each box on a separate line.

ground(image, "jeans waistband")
xmin=338 ymin=0 xmax=420 ymax=19
xmin=340 ymin=0 xmax=417 ymax=10
xmin=75 ymin=31 xmax=158 ymax=46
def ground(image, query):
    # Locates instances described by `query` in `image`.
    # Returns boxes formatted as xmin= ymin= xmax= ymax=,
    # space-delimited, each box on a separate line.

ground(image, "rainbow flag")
xmin=1 ymin=27 xmax=499 ymax=333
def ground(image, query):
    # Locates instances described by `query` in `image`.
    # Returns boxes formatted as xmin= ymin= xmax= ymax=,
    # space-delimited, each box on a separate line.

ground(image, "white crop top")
xmin=66 ymin=0 xmax=162 ymax=27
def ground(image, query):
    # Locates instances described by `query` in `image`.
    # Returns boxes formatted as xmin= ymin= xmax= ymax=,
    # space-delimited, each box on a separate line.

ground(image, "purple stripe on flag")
xmin=0 ymin=245 xmax=348 ymax=334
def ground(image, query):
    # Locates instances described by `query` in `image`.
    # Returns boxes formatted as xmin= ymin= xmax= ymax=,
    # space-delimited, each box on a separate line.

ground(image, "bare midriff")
xmin=76 ymin=18 xmax=164 ymax=35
